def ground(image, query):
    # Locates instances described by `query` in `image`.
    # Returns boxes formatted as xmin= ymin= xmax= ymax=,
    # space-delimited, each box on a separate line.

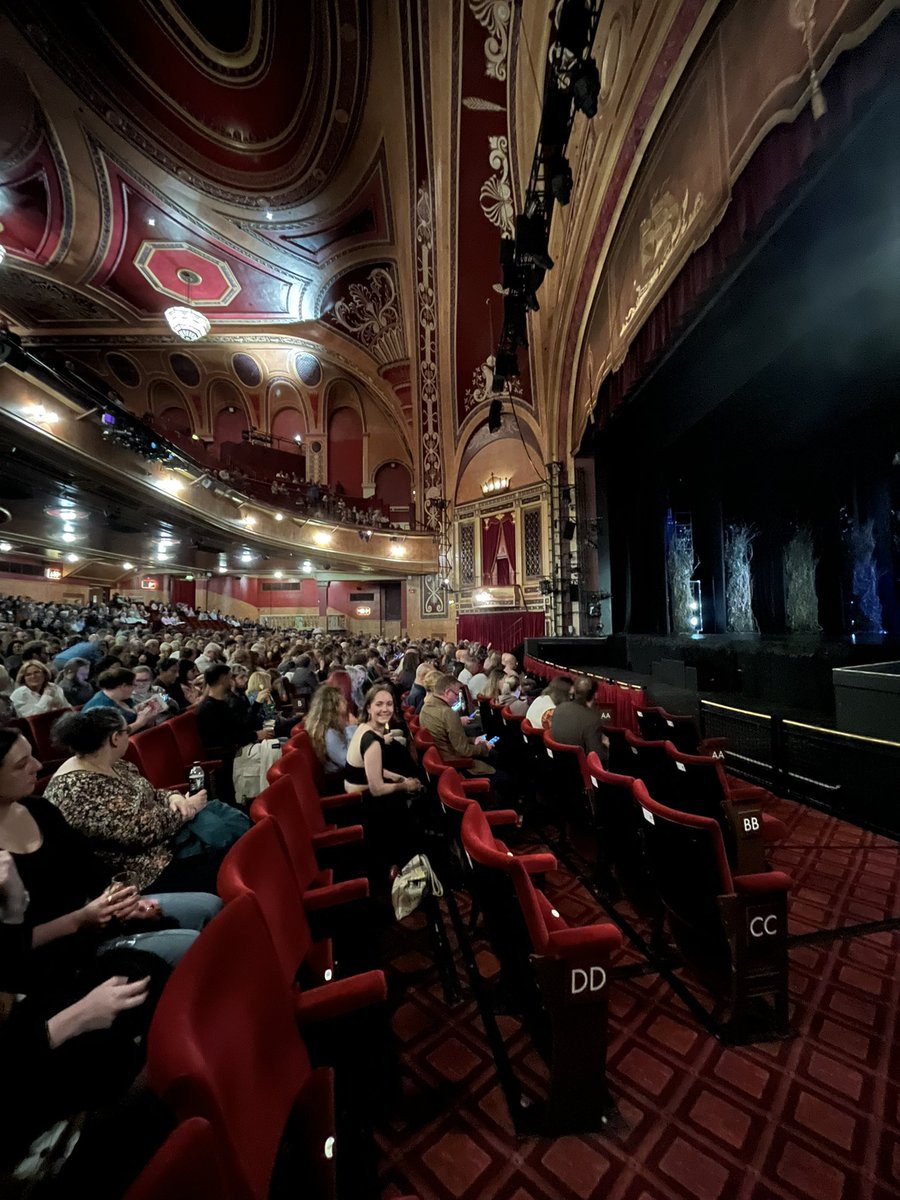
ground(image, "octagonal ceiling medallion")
xmin=133 ymin=240 xmax=241 ymax=306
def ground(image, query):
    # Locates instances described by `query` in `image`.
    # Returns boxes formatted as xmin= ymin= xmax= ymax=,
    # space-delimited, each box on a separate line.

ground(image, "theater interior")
xmin=1 ymin=1 xmax=899 ymax=1197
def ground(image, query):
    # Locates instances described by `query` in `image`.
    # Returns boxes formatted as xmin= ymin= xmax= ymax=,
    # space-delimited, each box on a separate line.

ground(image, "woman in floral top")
xmin=43 ymin=708 xmax=219 ymax=893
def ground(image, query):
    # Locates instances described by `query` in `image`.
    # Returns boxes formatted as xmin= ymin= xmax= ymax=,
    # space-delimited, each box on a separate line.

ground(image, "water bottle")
xmin=188 ymin=762 xmax=205 ymax=795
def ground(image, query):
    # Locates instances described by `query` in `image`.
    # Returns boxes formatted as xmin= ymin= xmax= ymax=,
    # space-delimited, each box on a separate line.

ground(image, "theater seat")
xmin=629 ymin=779 xmax=791 ymax=1039
xmin=167 ymin=710 xmax=222 ymax=775
xmin=509 ymin=858 xmax=622 ymax=1130
xmin=147 ymin=892 xmax=338 ymax=1200
xmin=128 ymin=723 xmax=189 ymax=790
xmin=541 ymin=730 xmax=595 ymax=831
xmin=266 ymin=748 xmax=365 ymax=838
xmin=413 ymin=724 xmax=473 ymax=770
xmin=124 ymin=1118 xmax=237 ymax=1200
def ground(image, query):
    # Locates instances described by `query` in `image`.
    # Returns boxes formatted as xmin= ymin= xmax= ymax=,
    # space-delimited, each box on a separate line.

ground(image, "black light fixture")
xmin=563 ymin=519 xmax=576 ymax=541
xmin=495 ymin=347 xmax=519 ymax=378
xmin=571 ymin=57 xmax=600 ymax=117
xmin=488 ymin=398 xmax=503 ymax=433
xmin=555 ymin=0 xmax=593 ymax=58
xmin=548 ymin=153 xmax=573 ymax=205
xmin=515 ymin=214 xmax=554 ymax=272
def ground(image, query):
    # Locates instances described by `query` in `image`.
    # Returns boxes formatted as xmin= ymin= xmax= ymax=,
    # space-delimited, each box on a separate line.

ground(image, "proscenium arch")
xmin=452 ymin=401 xmax=546 ymax=489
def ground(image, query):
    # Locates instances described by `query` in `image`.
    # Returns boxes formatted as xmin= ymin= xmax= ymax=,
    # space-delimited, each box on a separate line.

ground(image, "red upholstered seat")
xmin=146 ymin=892 xmax=337 ymax=1200
xmin=250 ymin=775 xmax=367 ymax=905
xmin=167 ymin=710 xmax=222 ymax=774
xmin=128 ymin=723 xmax=188 ymax=790
xmin=124 ymin=1118 xmax=238 ymax=1200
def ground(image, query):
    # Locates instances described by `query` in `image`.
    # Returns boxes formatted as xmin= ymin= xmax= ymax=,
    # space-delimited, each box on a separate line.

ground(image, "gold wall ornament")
xmin=468 ymin=0 xmax=512 ymax=82
xmin=620 ymin=185 xmax=705 ymax=338
xmin=415 ymin=186 xmax=445 ymax=540
xmin=463 ymin=353 xmax=523 ymax=412
xmin=479 ymin=136 xmax=516 ymax=237
xmin=330 ymin=267 xmax=405 ymax=366
xmin=789 ymin=0 xmax=827 ymax=119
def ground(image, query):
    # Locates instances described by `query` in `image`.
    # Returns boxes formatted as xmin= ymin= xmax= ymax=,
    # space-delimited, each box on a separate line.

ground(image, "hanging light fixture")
xmin=482 ymin=472 xmax=510 ymax=496
xmin=164 ymin=268 xmax=210 ymax=342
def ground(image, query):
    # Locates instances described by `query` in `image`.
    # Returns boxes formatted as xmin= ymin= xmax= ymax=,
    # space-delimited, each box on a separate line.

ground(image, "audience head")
xmin=21 ymin=640 xmax=48 ymax=663
xmin=545 ymin=675 xmax=575 ymax=706
xmin=52 ymin=707 xmax=128 ymax=760
xmin=16 ymin=660 xmax=52 ymax=692
xmin=58 ymin=657 xmax=91 ymax=683
xmin=501 ymin=652 xmax=518 ymax=675
xmin=156 ymin=658 xmax=179 ymax=685
xmin=177 ymin=659 xmax=198 ymax=684
xmin=305 ymin=685 xmax=349 ymax=763
xmin=430 ymin=673 xmax=461 ymax=706
xmin=204 ymin=663 xmax=233 ymax=694
xmin=0 ymin=727 xmax=41 ymax=802
xmin=246 ymin=670 xmax=271 ymax=695
xmin=97 ymin=666 xmax=137 ymax=701
xmin=360 ymin=684 xmax=396 ymax=726
xmin=132 ymin=665 xmax=155 ymax=696
xmin=573 ymin=676 xmax=597 ymax=706
xmin=482 ymin=667 xmax=506 ymax=699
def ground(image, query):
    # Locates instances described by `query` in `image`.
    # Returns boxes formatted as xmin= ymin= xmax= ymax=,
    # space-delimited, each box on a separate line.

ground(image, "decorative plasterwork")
xmin=463 ymin=354 xmax=524 ymax=413
xmin=330 ymin=266 xmax=406 ymax=366
xmin=479 ymin=136 xmax=516 ymax=237
xmin=469 ymin=0 xmax=512 ymax=81
xmin=133 ymin=241 xmax=242 ymax=306
xmin=620 ymin=185 xmax=705 ymax=337
xmin=415 ymin=185 xmax=443 ymax=533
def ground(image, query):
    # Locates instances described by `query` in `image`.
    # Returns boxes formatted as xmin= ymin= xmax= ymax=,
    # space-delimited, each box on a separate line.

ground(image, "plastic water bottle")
xmin=188 ymin=763 xmax=205 ymax=795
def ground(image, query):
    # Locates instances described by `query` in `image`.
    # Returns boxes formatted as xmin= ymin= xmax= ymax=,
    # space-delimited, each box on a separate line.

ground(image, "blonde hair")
xmin=422 ymin=667 xmax=443 ymax=693
xmin=15 ymin=660 xmax=51 ymax=690
xmin=247 ymin=670 xmax=271 ymax=694
xmin=305 ymin=685 xmax=347 ymax=764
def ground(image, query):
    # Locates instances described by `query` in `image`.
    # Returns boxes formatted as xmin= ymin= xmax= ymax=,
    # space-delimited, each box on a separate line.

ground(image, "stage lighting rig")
xmin=488 ymin=398 xmax=503 ymax=433
xmin=571 ymin=57 xmax=601 ymax=117
xmin=547 ymin=153 xmax=573 ymax=205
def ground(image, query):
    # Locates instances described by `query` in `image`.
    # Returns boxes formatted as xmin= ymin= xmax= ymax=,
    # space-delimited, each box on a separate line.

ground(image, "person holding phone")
xmin=419 ymin=675 xmax=497 ymax=778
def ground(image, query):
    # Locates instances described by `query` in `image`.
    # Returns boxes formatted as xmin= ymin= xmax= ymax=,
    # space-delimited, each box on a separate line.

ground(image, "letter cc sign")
xmin=749 ymin=914 xmax=778 ymax=937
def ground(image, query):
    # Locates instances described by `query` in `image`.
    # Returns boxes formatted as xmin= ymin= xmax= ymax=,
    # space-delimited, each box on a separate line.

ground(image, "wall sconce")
xmin=481 ymin=473 xmax=510 ymax=497
xmin=356 ymin=606 xmax=372 ymax=616
xmin=313 ymin=530 xmax=332 ymax=546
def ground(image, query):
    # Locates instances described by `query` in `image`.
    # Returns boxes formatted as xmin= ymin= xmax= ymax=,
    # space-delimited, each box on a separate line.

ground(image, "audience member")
xmin=420 ymin=674 xmax=496 ymax=778
xmin=11 ymin=660 xmax=72 ymax=719
xmin=57 ymin=657 xmax=95 ymax=707
xmin=549 ymin=676 xmax=610 ymax=762
xmin=305 ymin=684 xmax=357 ymax=778
xmin=82 ymin=667 xmax=158 ymax=730
xmin=524 ymin=674 xmax=574 ymax=729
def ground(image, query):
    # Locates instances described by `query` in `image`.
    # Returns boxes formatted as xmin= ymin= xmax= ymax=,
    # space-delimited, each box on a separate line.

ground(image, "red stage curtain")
xmin=482 ymin=513 xmax=517 ymax=585
xmin=170 ymin=578 xmax=196 ymax=608
xmin=599 ymin=21 xmax=898 ymax=424
xmin=457 ymin=611 xmax=545 ymax=648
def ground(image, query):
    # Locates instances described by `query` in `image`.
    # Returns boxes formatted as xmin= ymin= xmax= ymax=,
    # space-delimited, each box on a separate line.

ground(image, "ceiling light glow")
xmin=122 ymin=562 xmax=134 ymax=570
xmin=313 ymin=530 xmax=332 ymax=546
xmin=65 ymin=553 xmax=80 ymax=563
xmin=274 ymin=512 xmax=284 ymax=521
xmin=156 ymin=476 xmax=183 ymax=495
xmin=0 ymin=541 xmax=12 ymax=552
xmin=164 ymin=306 xmax=210 ymax=342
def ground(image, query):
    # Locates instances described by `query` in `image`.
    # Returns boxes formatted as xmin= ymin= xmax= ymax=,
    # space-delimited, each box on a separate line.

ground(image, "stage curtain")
xmin=170 ymin=578 xmax=196 ymax=608
xmin=483 ymin=513 xmax=517 ymax=584
xmin=457 ymin=611 xmax=545 ymax=648
xmin=598 ymin=19 xmax=899 ymax=424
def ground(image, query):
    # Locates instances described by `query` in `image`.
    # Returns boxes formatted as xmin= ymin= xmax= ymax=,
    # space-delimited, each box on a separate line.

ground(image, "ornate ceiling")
xmin=1 ymin=0 xmax=884 ymax=525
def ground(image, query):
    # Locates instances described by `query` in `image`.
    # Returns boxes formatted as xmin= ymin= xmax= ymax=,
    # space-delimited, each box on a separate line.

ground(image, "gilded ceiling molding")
xmin=468 ymin=0 xmax=513 ymax=81
xmin=329 ymin=266 xmax=406 ymax=365
xmin=463 ymin=353 xmax=523 ymax=413
xmin=479 ymin=135 xmax=516 ymax=237
xmin=619 ymin=184 xmax=705 ymax=338
xmin=414 ymin=185 xmax=444 ymax=533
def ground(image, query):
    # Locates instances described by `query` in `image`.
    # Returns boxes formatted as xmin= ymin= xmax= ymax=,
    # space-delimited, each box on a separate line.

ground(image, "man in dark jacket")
xmin=549 ymin=675 xmax=609 ymax=762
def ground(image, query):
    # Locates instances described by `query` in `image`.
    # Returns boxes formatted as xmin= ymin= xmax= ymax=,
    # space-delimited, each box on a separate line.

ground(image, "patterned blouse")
xmin=43 ymin=760 xmax=184 ymax=891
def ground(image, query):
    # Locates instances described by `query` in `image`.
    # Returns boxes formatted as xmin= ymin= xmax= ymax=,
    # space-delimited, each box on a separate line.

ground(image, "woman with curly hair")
xmin=305 ymin=684 xmax=357 ymax=778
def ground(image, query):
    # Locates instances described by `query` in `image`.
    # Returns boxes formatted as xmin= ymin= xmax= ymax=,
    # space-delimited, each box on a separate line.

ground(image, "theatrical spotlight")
xmin=571 ymin=57 xmax=600 ymax=117
xmin=515 ymin=213 xmax=554 ymax=272
xmin=548 ymin=153 xmax=573 ymax=204
xmin=488 ymin=398 xmax=503 ymax=433
xmin=495 ymin=347 xmax=519 ymax=378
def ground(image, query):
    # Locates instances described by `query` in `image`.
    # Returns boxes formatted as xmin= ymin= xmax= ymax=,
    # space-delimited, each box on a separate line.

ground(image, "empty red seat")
xmin=124 ymin=1118 xmax=237 ymax=1200
xmin=167 ymin=710 xmax=222 ymax=774
xmin=128 ymin=723 xmax=188 ymax=790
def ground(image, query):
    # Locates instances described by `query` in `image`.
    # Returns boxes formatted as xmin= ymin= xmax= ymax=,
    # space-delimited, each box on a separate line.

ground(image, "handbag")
xmin=391 ymin=853 xmax=443 ymax=921
xmin=173 ymin=799 xmax=250 ymax=859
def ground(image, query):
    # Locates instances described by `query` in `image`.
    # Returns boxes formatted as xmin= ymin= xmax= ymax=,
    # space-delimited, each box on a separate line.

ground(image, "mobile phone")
xmin=467 ymin=710 xmax=478 ymax=719
xmin=487 ymin=735 xmax=499 ymax=746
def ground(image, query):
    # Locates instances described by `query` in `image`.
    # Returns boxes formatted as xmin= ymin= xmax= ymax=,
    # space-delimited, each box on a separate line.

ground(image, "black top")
xmin=196 ymin=695 xmax=260 ymax=756
xmin=12 ymin=797 xmax=110 ymax=931
xmin=344 ymin=728 xmax=415 ymax=787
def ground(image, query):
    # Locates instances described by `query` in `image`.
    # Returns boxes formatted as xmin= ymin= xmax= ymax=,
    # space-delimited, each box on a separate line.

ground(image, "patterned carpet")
xmin=374 ymin=798 xmax=900 ymax=1200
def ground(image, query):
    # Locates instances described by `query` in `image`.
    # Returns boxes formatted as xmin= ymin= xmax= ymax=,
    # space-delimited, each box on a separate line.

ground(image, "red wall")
xmin=327 ymin=407 xmax=363 ymax=495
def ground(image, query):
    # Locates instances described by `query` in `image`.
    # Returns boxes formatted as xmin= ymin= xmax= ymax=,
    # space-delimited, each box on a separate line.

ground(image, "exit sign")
xmin=141 ymin=577 xmax=160 ymax=590
xmin=45 ymin=567 xmax=62 ymax=580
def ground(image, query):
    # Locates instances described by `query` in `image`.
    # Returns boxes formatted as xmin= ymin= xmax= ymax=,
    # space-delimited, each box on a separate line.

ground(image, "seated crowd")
xmin=0 ymin=589 xmax=627 ymax=1195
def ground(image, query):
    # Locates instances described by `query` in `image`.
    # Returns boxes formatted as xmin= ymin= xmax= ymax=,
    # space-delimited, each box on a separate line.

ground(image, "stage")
xmin=523 ymin=632 xmax=900 ymax=720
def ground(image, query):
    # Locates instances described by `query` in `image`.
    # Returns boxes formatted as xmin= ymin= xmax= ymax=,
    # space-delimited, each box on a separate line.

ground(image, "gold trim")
xmin=783 ymin=720 xmax=900 ymax=749
xmin=701 ymin=700 xmax=771 ymax=721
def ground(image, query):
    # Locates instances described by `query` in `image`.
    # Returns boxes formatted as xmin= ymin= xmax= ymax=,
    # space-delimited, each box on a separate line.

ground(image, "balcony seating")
xmin=146 ymin=893 xmax=338 ymax=1200
xmin=510 ymin=858 xmax=622 ymax=1131
xmin=628 ymin=779 xmax=791 ymax=1039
